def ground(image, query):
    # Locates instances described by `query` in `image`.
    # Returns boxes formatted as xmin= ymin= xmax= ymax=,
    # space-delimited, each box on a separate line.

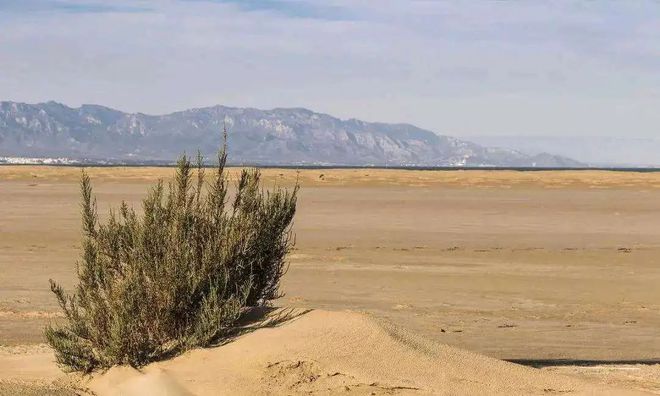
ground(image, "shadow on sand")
xmin=141 ymin=307 xmax=311 ymax=366
xmin=508 ymin=358 xmax=660 ymax=368
xmin=212 ymin=306 xmax=312 ymax=347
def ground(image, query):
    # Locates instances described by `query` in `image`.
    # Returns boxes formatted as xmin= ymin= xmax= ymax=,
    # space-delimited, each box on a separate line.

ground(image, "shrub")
xmin=45 ymin=145 xmax=298 ymax=372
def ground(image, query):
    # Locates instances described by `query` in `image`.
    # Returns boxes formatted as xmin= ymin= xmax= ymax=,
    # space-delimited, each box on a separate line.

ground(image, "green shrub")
xmin=45 ymin=146 xmax=298 ymax=372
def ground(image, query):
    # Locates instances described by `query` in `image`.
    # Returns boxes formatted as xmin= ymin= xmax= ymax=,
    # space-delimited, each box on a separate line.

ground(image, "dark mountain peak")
xmin=79 ymin=103 xmax=116 ymax=111
xmin=271 ymin=107 xmax=314 ymax=114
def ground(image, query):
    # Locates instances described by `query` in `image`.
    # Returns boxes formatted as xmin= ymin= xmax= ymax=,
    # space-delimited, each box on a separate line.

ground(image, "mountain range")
xmin=0 ymin=101 xmax=583 ymax=167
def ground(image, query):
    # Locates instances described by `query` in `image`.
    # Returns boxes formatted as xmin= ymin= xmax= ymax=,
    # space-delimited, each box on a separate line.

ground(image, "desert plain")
xmin=1 ymin=166 xmax=659 ymax=394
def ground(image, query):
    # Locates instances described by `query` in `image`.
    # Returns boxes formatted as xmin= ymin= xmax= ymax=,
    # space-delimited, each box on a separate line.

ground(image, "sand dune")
xmin=72 ymin=310 xmax=646 ymax=395
xmin=0 ymin=311 xmax=654 ymax=395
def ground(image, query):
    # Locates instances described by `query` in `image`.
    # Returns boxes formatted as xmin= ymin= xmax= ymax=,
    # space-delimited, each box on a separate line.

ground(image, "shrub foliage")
xmin=45 ymin=146 xmax=298 ymax=372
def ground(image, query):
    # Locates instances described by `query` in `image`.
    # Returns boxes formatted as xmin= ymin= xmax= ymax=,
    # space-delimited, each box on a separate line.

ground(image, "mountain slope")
xmin=0 ymin=101 xmax=583 ymax=167
xmin=469 ymin=135 xmax=660 ymax=167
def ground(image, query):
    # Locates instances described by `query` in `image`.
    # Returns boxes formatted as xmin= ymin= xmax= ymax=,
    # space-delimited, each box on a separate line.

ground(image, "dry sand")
xmin=82 ymin=309 xmax=653 ymax=395
xmin=1 ymin=166 xmax=659 ymax=394
xmin=0 ymin=310 xmax=653 ymax=395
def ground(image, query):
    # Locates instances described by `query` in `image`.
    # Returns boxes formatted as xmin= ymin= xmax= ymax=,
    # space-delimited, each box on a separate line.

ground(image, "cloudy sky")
xmin=1 ymin=0 xmax=659 ymax=138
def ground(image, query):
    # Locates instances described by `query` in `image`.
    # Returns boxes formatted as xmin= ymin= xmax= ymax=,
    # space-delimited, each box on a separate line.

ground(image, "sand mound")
xmin=82 ymin=310 xmax=648 ymax=395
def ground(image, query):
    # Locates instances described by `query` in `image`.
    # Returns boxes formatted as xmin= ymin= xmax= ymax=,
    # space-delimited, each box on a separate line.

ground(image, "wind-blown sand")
xmin=0 ymin=310 xmax=650 ymax=395
xmin=1 ymin=166 xmax=659 ymax=394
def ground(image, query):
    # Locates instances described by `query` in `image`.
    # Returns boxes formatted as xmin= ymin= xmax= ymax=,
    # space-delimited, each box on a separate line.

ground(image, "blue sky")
xmin=1 ymin=0 xmax=659 ymax=137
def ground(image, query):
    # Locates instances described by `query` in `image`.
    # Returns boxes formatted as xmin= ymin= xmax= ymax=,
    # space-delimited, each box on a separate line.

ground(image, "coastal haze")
xmin=470 ymin=136 xmax=660 ymax=168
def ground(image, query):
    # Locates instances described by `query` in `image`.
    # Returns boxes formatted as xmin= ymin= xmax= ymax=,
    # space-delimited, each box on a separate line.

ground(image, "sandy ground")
xmin=1 ymin=309 xmax=651 ymax=395
xmin=1 ymin=166 xmax=659 ymax=394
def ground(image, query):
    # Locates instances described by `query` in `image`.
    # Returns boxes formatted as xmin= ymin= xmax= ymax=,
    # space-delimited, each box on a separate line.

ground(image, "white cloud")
xmin=1 ymin=0 xmax=659 ymax=137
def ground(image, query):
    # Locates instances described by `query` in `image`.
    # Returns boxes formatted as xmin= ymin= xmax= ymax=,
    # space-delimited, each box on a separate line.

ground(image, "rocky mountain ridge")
xmin=0 ymin=101 xmax=583 ymax=167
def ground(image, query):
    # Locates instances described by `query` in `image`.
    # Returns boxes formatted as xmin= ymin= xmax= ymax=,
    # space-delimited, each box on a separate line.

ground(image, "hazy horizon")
xmin=1 ymin=0 xmax=659 ymax=139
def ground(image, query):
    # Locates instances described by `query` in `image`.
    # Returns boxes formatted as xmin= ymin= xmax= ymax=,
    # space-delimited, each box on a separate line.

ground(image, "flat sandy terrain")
xmin=1 ymin=166 xmax=659 ymax=394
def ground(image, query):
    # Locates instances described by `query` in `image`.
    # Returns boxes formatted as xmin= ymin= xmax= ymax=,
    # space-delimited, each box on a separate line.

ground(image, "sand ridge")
xmin=76 ymin=309 xmax=646 ymax=395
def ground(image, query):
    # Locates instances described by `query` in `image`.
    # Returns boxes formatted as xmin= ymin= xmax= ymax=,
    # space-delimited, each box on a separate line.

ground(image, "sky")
xmin=1 ymin=0 xmax=659 ymax=138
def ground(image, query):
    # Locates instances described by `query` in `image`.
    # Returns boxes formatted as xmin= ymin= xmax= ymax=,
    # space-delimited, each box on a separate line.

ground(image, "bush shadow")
xmin=212 ymin=306 xmax=312 ymax=347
